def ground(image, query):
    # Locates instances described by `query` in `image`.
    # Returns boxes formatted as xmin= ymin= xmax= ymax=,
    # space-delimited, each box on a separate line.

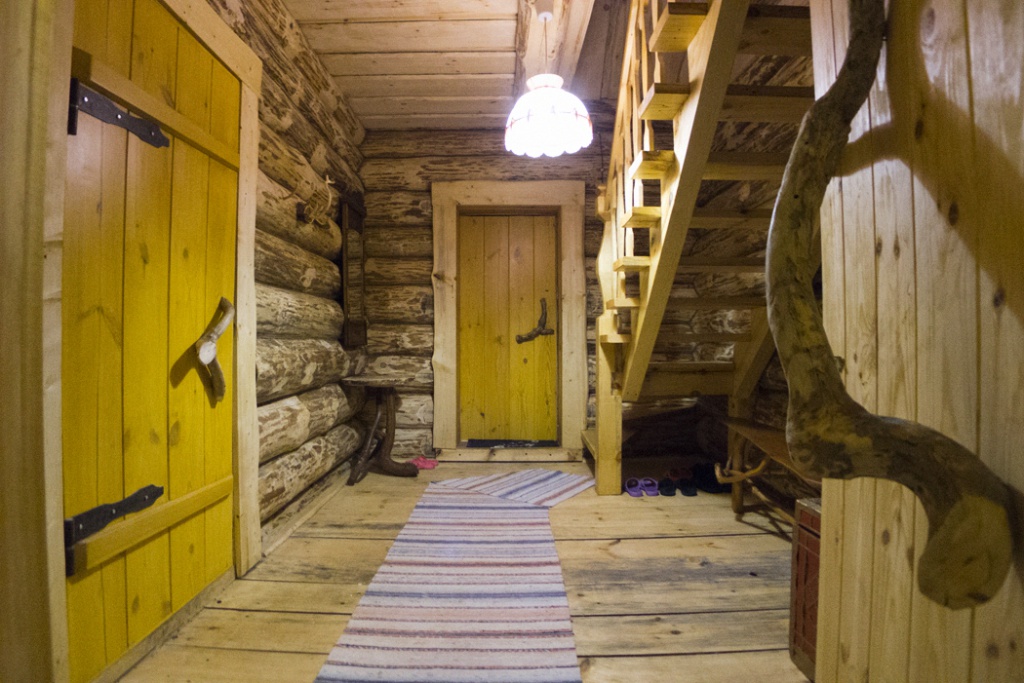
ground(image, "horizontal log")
xmin=641 ymin=368 xmax=736 ymax=398
xmin=361 ymin=391 xmax=434 ymax=429
xmin=256 ymin=338 xmax=366 ymax=404
xmin=364 ymin=257 xmax=433 ymax=286
xmin=255 ymin=229 xmax=340 ymax=298
xmin=360 ymin=155 xmax=604 ymax=192
xmin=256 ymin=170 xmax=343 ymax=260
xmin=255 ymin=282 xmax=343 ymax=340
xmin=584 ymin=222 xmax=602 ymax=258
xmin=259 ymin=122 xmax=342 ymax=215
xmin=259 ymin=74 xmax=363 ymax=197
xmin=390 ymin=428 xmax=434 ymax=459
xmin=258 ymin=383 xmax=365 ymax=464
xmin=366 ymin=323 xmax=434 ymax=356
xmin=363 ymin=226 xmax=434 ymax=258
xmin=364 ymin=191 xmax=433 ymax=227
xmin=365 ymin=285 xmax=434 ymax=324
xmin=206 ymin=0 xmax=364 ymax=145
xmin=364 ymin=355 xmax=434 ymax=391
xmin=258 ymin=422 xmax=364 ymax=521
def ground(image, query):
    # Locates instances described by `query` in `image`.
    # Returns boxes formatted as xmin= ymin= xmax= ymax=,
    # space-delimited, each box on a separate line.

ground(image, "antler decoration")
xmin=766 ymin=0 xmax=1014 ymax=609
xmin=298 ymin=173 xmax=335 ymax=226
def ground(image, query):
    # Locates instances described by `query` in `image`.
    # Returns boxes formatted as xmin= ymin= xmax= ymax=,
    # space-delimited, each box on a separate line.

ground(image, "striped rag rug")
xmin=314 ymin=469 xmax=594 ymax=683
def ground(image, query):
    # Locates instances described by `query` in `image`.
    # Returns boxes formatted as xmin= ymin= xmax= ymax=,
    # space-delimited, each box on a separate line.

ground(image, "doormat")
xmin=465 ymin=439 xmax=560 ymax=448
xmin=313 ymin=469 xmax=594 ymax=683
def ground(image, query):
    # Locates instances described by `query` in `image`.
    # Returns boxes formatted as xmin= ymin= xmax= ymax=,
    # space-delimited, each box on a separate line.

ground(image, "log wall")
xmin=360 ymin=129 xmax=608 ymax=456
xmin=205 ymin=0 xmax=368 ymax=533
xmin=811 ymin=0 xmax=1024 ymax=680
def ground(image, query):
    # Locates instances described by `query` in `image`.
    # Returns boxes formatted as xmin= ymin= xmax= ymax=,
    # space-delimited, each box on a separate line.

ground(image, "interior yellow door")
xmin=458 ymin=213 xmax=559 ymax=443
xmin=62 ymin=0 xmax=240 ymax=680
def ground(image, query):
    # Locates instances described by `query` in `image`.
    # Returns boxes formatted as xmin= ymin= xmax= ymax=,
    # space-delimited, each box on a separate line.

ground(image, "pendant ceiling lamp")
xmin=505 ymin=0 xmax=593 ymax=158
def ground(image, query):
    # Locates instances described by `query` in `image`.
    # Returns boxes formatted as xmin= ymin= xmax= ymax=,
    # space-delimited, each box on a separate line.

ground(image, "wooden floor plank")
xmin=244 ymin=537 xmax=390 ymax=585
xmin=552 ymin=491 xmax=786 ymax=540
xmin=118 ymin=646 xmax=325 ymax=683
xmin=579 ymin=650 xmax=807 ymax=683
xmin=120 ymin=460 xmax=803 ymax=681
xmin=172 ymin=609 xmax=347 ymax=654
xmin=559 ymin=535 xmax=792 ymax=616
xmin=573 ymin=609 xmax=791 ymax=656
xmin=208 ymin=579 xmax=362 ymax=615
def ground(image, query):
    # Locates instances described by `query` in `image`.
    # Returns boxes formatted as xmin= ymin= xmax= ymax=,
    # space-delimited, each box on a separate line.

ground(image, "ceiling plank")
xmin=349 ymin=96 xmax=515 ymax=116
xmin=283 ymin=0 xmax=518 ymax=23
xmin=302 ymin=19 xmax=517 ymax=54
xmin=335 ymin=74 xmax=514 ymax=98
xmin=514 ymin=0 xmax=597 ymax=96
xmin=573 ymin=0 xmax=628 ymax=102
xmin=323 ymin=51 xmax=517 ymax=77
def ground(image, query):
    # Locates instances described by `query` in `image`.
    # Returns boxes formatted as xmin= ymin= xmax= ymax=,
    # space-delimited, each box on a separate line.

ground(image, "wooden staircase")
xmin=590 ymin=0 xmax=813 ymax=496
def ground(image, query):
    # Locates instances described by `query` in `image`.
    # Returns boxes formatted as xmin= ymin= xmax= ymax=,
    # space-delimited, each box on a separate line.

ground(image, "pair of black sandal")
xmin=658 ymin=468 xmax=697 ymax=497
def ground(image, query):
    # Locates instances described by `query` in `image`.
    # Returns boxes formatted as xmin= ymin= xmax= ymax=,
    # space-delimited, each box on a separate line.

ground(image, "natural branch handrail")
xmin=766 ymin=0 xmax=1013 ymax=609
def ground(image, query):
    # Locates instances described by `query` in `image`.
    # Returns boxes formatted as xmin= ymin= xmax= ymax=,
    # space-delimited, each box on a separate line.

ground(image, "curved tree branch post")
xmin=766 ymin=0 xmax=1013 ymax=609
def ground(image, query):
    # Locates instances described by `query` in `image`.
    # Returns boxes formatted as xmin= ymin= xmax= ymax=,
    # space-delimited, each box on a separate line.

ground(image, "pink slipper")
xmin=410 ymin=456 xmax=438 ymax=470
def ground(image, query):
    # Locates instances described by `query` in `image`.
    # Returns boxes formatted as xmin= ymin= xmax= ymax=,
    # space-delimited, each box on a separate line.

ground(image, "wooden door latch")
xmin=516 ymin=298 xmax=555 ymax=344
xmin=195 ymin=297 xmax=235 ymax=402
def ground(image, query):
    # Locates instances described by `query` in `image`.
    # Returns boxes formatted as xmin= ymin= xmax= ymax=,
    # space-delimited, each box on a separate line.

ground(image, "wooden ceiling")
xmin=281 ymin=0 xmax=620 ymax=131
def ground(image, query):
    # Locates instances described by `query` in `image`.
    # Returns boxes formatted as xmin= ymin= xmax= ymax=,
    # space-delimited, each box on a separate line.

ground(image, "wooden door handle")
xmin=195 ymin=297 xmax=234 ymax=401
xmin=515 ymin=297 xmax=555 ymax=344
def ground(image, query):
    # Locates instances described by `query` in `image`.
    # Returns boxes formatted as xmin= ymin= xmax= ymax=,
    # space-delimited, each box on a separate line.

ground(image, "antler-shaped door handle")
xmin=515 ymin=297 xmax=555 ymax=344
xmin=195 ymin=297 xmax=235 ymax=402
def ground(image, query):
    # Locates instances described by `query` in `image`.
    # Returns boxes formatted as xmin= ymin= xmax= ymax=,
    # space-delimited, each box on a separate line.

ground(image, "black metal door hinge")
xmin=68 ymin=78 xmax=169 ymax=148
xmin=64 ymin=484 xmax=164 ymax=576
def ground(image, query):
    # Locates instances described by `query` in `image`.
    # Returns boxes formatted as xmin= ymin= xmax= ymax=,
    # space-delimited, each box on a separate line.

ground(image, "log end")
xmin=918 ymin=494 xmax=1013 ymax=609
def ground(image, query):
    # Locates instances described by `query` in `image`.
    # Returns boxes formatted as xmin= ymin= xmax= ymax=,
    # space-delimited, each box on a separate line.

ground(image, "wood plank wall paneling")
xmin=360 ymin=128 xmax=608 ymax=455
xmin=812 ymin=0 xmax=1024 ymax=680
xmin=204 ymin=0 xmax=367 ymax=528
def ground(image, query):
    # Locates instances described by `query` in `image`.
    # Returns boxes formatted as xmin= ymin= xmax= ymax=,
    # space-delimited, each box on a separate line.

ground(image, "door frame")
xmin=432 ymin=181 xmax=587 ymax=449
xmin=1 ymin=0 xmax=262 ymax=677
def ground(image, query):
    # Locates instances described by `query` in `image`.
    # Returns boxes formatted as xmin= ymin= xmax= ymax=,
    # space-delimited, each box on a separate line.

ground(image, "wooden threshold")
xmin=439 ymin=448 xmax=584 ymax=462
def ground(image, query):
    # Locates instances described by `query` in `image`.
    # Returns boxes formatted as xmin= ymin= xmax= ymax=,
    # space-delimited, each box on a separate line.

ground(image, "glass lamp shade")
xmin=505 ymin=73 xmax=593 ymax=158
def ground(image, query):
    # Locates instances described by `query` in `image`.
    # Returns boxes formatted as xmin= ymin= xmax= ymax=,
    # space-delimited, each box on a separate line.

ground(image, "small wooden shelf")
xmin=629 ymin=150 xmax=676 ymax=180
xmin=613 ymin=256 xmax=651 ymax=273
xmin=605 ymin=296 xmax=642 ymax=310
xmin=650 ymin=2 xmax=710 ymax=52
xmin=639 ymin=83 xmax=690 ymax=120
xmin=622 ymin=206 xmax=661 ymax=229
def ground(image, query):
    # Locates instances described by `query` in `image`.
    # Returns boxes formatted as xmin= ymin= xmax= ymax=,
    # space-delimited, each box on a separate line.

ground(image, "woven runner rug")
xmin=314 ymin=469 xmax=594 ymax=683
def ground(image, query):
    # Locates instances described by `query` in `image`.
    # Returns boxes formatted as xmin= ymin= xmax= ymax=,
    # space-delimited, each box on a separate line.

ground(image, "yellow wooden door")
xmin=458 ymin=214 xmax=559 ymax=442
xmin=62 ymin=0 xmax=240 ymax=680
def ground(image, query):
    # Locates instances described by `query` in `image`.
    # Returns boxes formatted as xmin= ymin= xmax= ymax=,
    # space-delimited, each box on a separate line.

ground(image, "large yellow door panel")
xmin=457 ymin=214 xmax=558 ymax=442
xmin=63 ymin=0 xmax=241 ymax=678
